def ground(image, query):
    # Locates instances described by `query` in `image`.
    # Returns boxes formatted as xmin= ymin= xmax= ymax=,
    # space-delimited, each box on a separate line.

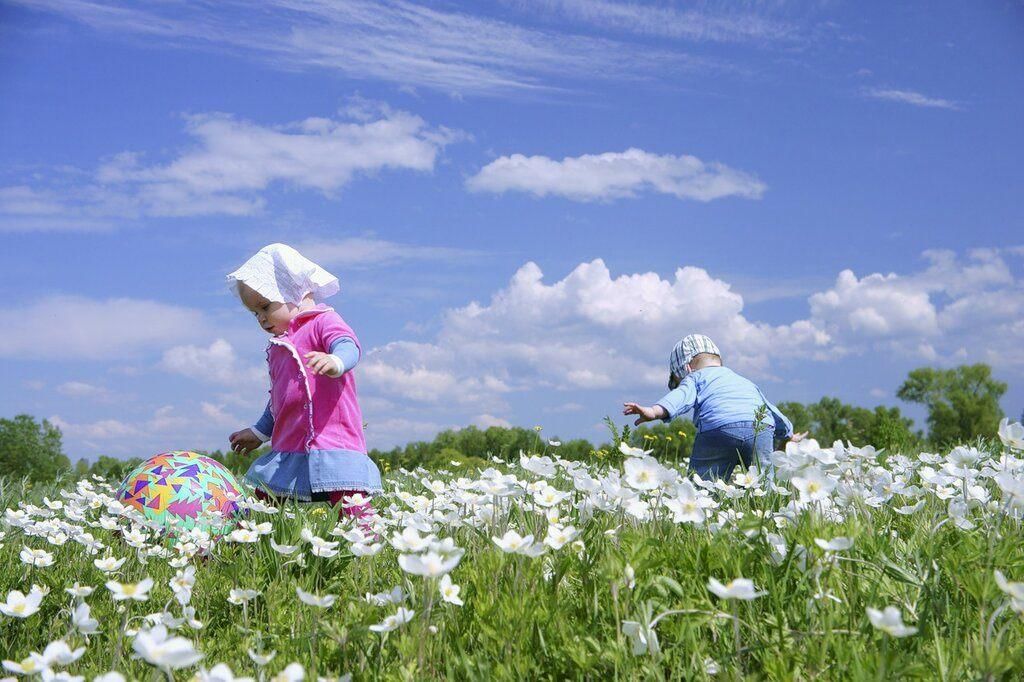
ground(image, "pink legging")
xmin=253 ymin=487 xmax=373 ymax=522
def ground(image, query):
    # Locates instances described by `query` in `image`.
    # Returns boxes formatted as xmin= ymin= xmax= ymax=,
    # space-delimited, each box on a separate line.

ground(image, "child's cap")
xmin=669 ymin=334 xmax=720 ymax=377
xmin=226 ymin=243 xmax=339 ymax=305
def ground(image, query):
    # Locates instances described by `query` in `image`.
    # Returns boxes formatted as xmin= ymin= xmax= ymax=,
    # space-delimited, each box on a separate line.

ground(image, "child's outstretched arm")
xmin=624 ymin=374 xmax=699 ymax=425
xmin=623 ymin=403 xmax=668 ymax=425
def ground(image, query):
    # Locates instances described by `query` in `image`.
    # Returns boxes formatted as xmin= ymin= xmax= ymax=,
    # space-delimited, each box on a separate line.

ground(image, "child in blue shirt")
xmin=623 ymin=334 xmax=804 ymax=479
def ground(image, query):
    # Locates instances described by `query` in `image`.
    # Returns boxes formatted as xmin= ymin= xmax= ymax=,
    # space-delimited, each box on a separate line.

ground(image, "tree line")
xmin=0 ymin=363 xmax=1012 ymax=484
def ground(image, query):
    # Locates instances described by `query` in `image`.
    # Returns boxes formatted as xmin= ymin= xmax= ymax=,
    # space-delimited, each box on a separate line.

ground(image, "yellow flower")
xmin=533 ymin=426 xmax=543 ymax=432
xmin=666 ymin=436 xmax=673 ymax=442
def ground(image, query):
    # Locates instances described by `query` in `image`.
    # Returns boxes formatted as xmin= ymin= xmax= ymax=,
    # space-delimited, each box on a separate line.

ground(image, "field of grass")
xmin=2 ymin=426 xmax=1024 ymax=680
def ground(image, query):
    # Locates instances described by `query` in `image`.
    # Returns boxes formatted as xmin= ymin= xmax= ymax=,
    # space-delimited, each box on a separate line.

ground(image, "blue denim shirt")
xmin=655 ymin=366 xmax=793 ymax=437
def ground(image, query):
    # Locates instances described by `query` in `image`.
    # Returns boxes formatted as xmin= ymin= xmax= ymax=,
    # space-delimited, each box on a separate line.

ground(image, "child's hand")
xmin=790 ymin=431 xmax=809 ymax=443
xmin=305 ymin=351 xmax=341 ymax=377
xmin=622 ymin=402 xmax=666 ymax=426
xmin=229 ymin=428 xmax=262 ymax=455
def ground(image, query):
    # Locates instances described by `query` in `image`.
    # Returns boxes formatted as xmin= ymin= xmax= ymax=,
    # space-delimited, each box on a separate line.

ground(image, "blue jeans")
xmin=690 ymin=421 xmax=774 ymax=479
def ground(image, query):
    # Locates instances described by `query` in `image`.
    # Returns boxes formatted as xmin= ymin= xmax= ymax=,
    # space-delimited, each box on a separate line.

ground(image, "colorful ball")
xmin=116 ymin=451 xmax=244 ymax=536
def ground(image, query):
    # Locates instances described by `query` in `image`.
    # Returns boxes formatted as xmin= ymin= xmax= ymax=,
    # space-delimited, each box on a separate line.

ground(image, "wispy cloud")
xmin=506 ymin=0 xmax=799 ymax=44
xmin=861 ymin=87 xmax=960 ymax=110
xmin=298 ymin=237 xmax=483 ymax=269
xmin=13 ymin=0 xmax=717 ymax=95
xmin=0 ymin=104 xmax=459 ymax=230
xmin=0 ymin=295 xmax=207 ymax=359
xmin=466 ymin=148 xmax=765 ymax=202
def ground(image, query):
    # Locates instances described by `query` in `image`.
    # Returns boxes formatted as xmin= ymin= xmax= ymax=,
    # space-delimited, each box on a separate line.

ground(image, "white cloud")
xmin=49 ymin=415 xmax=138 ymax=440
xmin=472 ymin=414 xmax=512 ymax=429
xmin=57 ymin=381 xmax=109 ymax=398
xmin=298 ymin=237 xmax=480 ymax=269
xmin=515 ymin=0 xmax=799 ymax=44
xmin=200 ymin=402 xmax=238 ymax=426
xmin=807 ymin=249 xmax=1024 ymax=365
xmin=358 ymin=249 xmax=1023 ymax=440
xmin=0 ymin=296 xmax=206 ymax=360
xmin=861 ymin=87 xmax=960 ymax=110
xmin=161 ymin=339 xmax=266 ymax=389
xmin=808 ymin=270 xmax=939 ymax=339
xmin=359 ymin=258 xmax=830 ymax=429
xmin=1 ymin=105 xmax=460 ymax=230
xmin=466 ymin=148 xmax=765 ymax=202
xmin=15 ymin=0 xmax=711 ymax=95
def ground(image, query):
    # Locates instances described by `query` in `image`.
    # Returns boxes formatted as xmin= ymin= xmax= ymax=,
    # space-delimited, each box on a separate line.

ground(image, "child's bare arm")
xmin=622 ymin=402 xmax=668 ymax=426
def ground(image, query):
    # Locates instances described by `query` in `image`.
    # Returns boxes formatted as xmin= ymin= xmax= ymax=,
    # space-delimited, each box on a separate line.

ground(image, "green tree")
xmin=0 ymin=414 xmax=71 ymax=481
xmin=897 ymin=364 xmax=1007 ymax=446
xmin=777 ymin=398 xmax=921 ymax=453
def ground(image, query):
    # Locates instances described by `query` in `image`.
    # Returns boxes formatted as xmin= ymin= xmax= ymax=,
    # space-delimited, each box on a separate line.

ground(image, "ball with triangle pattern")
xmin=116 ymin=450 xmax=245 ymax=536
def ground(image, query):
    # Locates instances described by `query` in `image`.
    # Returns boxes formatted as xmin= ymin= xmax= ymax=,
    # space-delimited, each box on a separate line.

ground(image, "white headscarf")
xmin=226 ymin=243 xmax=339 ymax=304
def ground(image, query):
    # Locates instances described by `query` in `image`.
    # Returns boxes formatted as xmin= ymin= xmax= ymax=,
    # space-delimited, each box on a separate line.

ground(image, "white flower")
xmin=792 ymin=469 xmax=836 ymax=503
xmin=707 ymin=577 xmax=766 ymax=601
xmin=72 ymin=602 xmax=100 ymax=635
xmin=622 ymin=619 xmax=659 ymax=655
xmin=194 ymin=663 xmax=254 ymax=681
xmin=398 ymin=550 xmax=464 ymax=578
xmin=543 ymin=525 xmax=579 ymax=550
xmin=814 ymin=537 xmax=854 ymax=552
xmin=20 ymin=547 xmax=55 ymax=568
xmin=228 ymin=528 xmax=259 ymax=544
xmin=866 ymin=606 xmax=918 ymax=637
xmin=369 ymin=607 xmax=415 ymax=633
xmin=438 ymin=575 xmax=463 ymax=606
xmin=704 ymin=658 xmax=720 ymax=675
xmin=34 ymin=639 xmax=86 ymax=667
xmin=247 ymin=649 xmax=277 ymax=667
xmin=364 ymin=587 xmax=405 ymax=607
xmin=994 ymin=570 xmax=1024 ymax=612
xmin=0 ymin=589 xmax=43 ymax=618
xmin=624 ymin=564 xmax=636 ymax=590
xmin=999 ymin=419 xmax=1024 ymax=450
xmin=65 ymin=583 xmax=94 ymax=599
xmin=92 ymin=673 xmax=126 ymax=682
xmin=227 ymin=589 xmax=260 ymax=605
xmin=390 ymin=527 xmax=433 ymax=553
xmin=132 ymin=624 xmax=204 ymax=669
xmin=618 ymin=442 xmax=653 ymax=458
xmin=267 ymin=662 xmax=304 ymax=682
xmin=492 ymin=530 xmax=533 ymax=554
xmin=269 ymin=539 xmax=299 ymax=555
xmin=350 ymin=542 xmax=383 ymax=557
xmin=3 ymin=657 xmax=46 ymax=675
xmin=295 ymin=587 xmax=335 ymax=608
xmin=623 ymin=457 xmax=669 ymax=491
xmin=106 ymin=578 xmax=154 ymax=601
xmin=93 ymin=556 xmax=126 ymax=573
xmin=308 ymin=536 xmax=340 ymax=558
xmin=170 ymin=566 xmax=196 ymax=605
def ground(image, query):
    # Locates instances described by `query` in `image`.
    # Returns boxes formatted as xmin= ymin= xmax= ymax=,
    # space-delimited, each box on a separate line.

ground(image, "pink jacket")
xmin=267 ymin=305 xmax=366 ymax=454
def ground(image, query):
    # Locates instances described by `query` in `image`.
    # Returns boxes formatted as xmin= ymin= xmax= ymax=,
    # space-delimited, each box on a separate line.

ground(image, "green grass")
xmin=1 ymin=442 xmax=1023 ymax=681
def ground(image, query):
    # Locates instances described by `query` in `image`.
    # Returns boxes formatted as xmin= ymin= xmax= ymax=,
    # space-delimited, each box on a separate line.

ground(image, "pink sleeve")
xmin=316 ymin=311 xmax=360 ymax=353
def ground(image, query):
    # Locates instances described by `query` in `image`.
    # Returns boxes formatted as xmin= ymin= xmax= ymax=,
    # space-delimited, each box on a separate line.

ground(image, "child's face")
xmin=238 ymin=283 xmax=297 ymax=336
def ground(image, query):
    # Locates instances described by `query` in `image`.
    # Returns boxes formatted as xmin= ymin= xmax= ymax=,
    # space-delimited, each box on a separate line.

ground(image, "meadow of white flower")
xmin=2 ymin=419 xmax=1024 ymax=680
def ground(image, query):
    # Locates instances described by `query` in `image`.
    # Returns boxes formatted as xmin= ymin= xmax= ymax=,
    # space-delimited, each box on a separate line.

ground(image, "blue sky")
xmin=1 ymin=0 xmax=1022 ymax=460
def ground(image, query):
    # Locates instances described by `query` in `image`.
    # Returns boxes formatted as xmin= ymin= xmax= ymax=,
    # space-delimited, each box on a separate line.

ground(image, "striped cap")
xmin=669 ymin=334 xmax=721 ymax=377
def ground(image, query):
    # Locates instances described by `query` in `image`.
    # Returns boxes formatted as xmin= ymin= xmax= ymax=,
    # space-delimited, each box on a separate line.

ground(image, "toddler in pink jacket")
xmin=225 ymin=244 xmax=382 ymax=521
